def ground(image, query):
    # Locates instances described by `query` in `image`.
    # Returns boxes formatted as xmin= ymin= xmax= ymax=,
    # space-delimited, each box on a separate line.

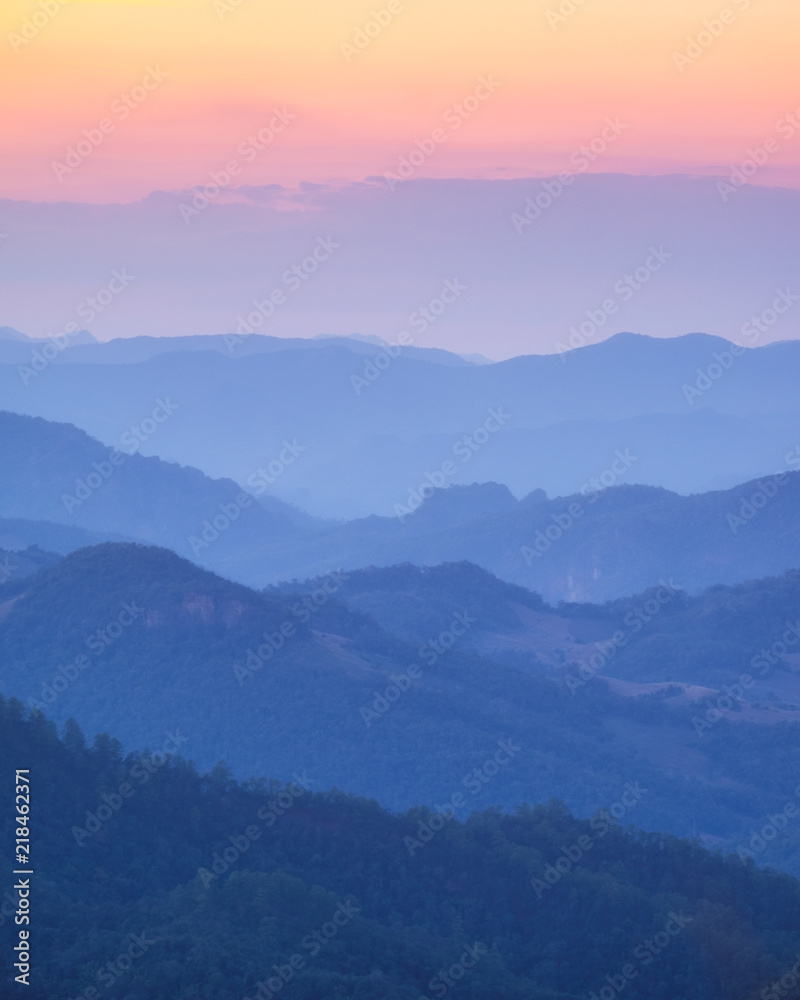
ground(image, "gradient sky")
xmin=2 ymin=0 xmax=799 ymax=202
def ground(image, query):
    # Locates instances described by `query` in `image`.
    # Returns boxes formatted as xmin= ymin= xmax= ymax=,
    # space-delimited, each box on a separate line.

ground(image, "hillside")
xmin=0 ymin=410 xmax=312 ymax=580
xmin=0 ymin=516 xmax=128 ymax=555
xmin=0 ymin=545 xmax=59 ymax=585
xmin=559 ymin=569 xmax=800 ymax=690
xmin=4 ymin=411 xmax=800 ymax=602
xmin=2 ymin=697 xmax=800 ymax=999
xmin=255 ymin=473 xmax=800 ymax=602
xmin=4 ymin=543 xmax=800 ymax=876
xmin=292 ymin=558 xmax=800 ymax=687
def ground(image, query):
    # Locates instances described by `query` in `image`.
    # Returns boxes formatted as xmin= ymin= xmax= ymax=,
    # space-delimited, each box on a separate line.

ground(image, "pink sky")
xmin=1 ymin=0 xmax=799 ymax=202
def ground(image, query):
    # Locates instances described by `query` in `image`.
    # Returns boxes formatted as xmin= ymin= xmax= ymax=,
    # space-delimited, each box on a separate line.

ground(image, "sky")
xmin=1 ymin=0 xmax=798 ymax=355
xmin=1 ymin=0 xmax=800 ymax=202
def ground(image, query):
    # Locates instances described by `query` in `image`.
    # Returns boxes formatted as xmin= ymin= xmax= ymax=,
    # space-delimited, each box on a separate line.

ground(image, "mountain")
xmin=558 ymin=569 xmax=800 ymax=692
xmin=0 ymin=545 xmax=59 ymax=584
xmin=0 ymin=331 xmax=477 ymax=368
xmin=0 ymin=516 xmax=128 ymax=555
xmin=257 ymin=471 xmax=800 ymax=603
xmin=0 ymin=326 xmax=29 ymax=341
xmin=2 ymin=332 xmax=800 ymax=517
xmin=4 ymin=410 xmax=800 ymax=602
xmin=5 ymin=696 xmax=800 ymax=1000
xmin=0 ymin=327 xmax=99 ymax=355
xmin=256 ymin=406 xmax=800 ymax=516
xmin=5 ymin=542 xmax=800 ymax=878
xmin=276 ymin=559 xmax=549 ymax=649
xmin=0 ymin=410 xmax=313 ymax=580
xmin=283 ymin=558 xmax=800 ymax=709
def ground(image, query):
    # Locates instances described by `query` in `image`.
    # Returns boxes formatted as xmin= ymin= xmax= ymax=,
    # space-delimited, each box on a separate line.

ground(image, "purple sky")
xmin=1 ymin=174 xmax=798 ymax=359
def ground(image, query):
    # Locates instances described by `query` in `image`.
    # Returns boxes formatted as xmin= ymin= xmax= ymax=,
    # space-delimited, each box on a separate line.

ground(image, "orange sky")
xmin=1 ymin=0 xmax=799 ymax=201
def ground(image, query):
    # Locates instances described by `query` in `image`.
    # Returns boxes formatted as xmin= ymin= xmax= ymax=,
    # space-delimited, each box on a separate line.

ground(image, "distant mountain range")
xmin=2 ymin=331 xmax=800 ymax=517
xmin=0 ymin=329 xmax=482 ymax=367
xmin=0 ymin=544 xmax=59 ymax=583
xmin=3 ymin=409 xmax=800 ymax=601
xmin=0 ymin=410 xmax=307 ymax=581
xmin=0 ymin=325 xmax=99 ymax=346
xmin=5 ymin=174 xmax=800 ymax=999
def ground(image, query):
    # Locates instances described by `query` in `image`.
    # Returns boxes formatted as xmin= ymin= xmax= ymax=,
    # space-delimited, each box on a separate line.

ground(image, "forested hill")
xmin=1 ymin=697 xmax=800 ymax=999
xmin=6 ymin=543 xmax=800 ymax=877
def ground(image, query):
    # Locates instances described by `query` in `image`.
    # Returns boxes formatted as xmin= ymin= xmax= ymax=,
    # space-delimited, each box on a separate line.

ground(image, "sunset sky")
xmin=2 ymin=0 xmax=799 ymax=202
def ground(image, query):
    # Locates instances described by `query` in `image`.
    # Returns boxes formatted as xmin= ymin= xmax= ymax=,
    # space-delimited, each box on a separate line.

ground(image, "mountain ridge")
xmin=3 ymin=330 xmax=800 ymax=518
xmin=3 ymin=409 xmax=800 ymax=602
xmin=4 ymin=540 xmax=800 ymax=877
